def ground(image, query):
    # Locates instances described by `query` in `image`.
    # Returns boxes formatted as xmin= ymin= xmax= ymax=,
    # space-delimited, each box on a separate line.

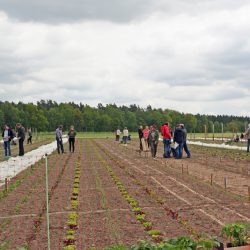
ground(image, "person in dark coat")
xmin=56 ymin=125 xmax=64 ymax=154
xmin=138 ymin=125 xmax=143 ymax=151
xmin=2 ymin=125 xmax=14 ymax=157
xmin=16 ymin=123 xmax=25 ymax=156
xmin=68 ymin=126 xmax=76 ymax=153
xmin=180 ymin=124 xmax=191 ymax=158
xmin=148 ymin=124 xmax=159 ymax=159
xmin=173 ymin=124 xmax=185 ymax=159
xmin=27 ymin=129 xmax=32 ymax=144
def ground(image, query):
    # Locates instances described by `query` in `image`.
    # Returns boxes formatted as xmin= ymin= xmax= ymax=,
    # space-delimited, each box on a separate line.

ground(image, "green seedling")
xmin=143 ymin=221 xmax=152 ymax=231
xmin=136 ymin=214 xmax=145 ymax=221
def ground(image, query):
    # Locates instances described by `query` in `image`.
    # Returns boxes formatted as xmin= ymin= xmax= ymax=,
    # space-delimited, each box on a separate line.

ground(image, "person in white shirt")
xmin=123 ymin=127 xmax=129 ymax=144
xmin=115 ymin=128 xmax=121 ymax=141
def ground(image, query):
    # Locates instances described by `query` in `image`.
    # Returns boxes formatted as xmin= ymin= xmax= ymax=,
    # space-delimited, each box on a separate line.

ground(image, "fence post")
xmin=45 ymin=154 xmax=51 ymax=250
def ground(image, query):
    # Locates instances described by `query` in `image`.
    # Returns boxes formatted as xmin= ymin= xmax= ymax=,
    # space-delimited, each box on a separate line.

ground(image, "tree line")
xmin=0 ymin=100 xmax=249 ymax=134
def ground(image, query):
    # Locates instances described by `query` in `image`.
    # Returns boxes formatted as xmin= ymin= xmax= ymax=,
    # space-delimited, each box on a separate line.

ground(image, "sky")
xmin=0 ymin=0 xmax=250 ymax=116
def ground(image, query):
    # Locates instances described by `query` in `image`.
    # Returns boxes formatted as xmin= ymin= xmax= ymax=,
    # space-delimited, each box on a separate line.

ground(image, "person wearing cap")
xmin=180 ymin=124 xmax=191 ymax=158
xmin=16 ymin=123 xmax=25 ymax=156
xmin=148 ymin=124 xmax=159 ymax=159
xmin=245 ymin=123 xmax=250 ymax=152
xmin=56 ymin=125 xmax=64 ymax=154
xmin=68 ymin=126 xmax=76 ymax=153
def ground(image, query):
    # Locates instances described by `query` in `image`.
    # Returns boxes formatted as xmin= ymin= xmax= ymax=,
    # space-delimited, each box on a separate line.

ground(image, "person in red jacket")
xmin=161 ymin=122 xmax=172 ymax=158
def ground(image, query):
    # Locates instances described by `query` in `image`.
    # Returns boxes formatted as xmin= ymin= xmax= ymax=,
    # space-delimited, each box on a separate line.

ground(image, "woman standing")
xmin=68 ymin=126 xmax=77 ymax=153
xmin=148 ymin=125 xmax=159 ymax=159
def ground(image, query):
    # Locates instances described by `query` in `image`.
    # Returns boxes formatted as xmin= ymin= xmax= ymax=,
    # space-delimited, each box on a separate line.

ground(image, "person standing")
xmin=161 ymin=122 xmax=172 ymax=158
xmin=148 ymin=125 xmax=159 ymax=159
xmin=173 ymin=124 xmax=185 ymax=159
xmin=68 ymin=126 xmax=76 ymax=153
xmin=27 ymin=129 xmax=32 ymax=144
xmin=16 ymin=123 xmax=25 ymax=156
xmin=180 ymin=124 xmax=191 ymax=158
xmin=2 ymin=125 xmax=13 ymax=157
xmin=56 ymin=125 xmax=64 ymax=154
xmin=123 ymin=127 xmax=129 ymax=144
xmin=245 ymin=123 xmax=250 ymax=152
xmin=115 ymin=128 xmax=121 ymax=141
xmin=138 ymin=125 xmax=143 ymax=151
xmin=143 ymin=126 xmax=150 ymax=149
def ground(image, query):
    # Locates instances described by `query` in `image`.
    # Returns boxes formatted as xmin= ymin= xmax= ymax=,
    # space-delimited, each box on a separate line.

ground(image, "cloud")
xmin=0 ymin=1 xmax=250 ymax=116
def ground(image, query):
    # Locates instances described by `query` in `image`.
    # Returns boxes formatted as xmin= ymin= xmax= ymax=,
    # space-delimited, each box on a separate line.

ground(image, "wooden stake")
xmin=182 ymin=164 xmax=184 ymax=174
xmin=187 ymin=165 xmax=189 ymax=174
xmin=4 ymin=178 xmax=8 ymax=192
xmin=224 ymin=177 xmax=227 ymax=189
xmin=210 ymin=174 xmax=213 ymax=186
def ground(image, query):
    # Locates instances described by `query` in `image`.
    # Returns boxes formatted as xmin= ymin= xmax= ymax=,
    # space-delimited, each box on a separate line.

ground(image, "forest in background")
xmin=0 ymin=100 xmax=249 ymax=133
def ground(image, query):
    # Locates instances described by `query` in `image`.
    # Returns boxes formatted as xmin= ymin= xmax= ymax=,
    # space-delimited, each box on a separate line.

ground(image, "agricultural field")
xmin=0 ymin=138 xmax=249 ymax=250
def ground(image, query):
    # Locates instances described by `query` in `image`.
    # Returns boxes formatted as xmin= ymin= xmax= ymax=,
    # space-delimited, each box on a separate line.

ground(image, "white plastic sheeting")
xmin=187 ymin=140 xmax=246 ymax=151
xmin=0 ymin=138 xmax=68 ymax=185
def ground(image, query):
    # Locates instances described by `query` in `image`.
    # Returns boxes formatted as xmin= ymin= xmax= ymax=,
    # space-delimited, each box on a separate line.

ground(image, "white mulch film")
xmin=0 ymin=137 xmax=68 ymax=186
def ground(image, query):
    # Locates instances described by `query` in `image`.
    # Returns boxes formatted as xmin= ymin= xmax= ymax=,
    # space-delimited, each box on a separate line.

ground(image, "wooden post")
xmin=224 ymin=177 xmax=227 ymax=189
xmin=4 ymin=178 xmax=8 ymax=192
xmin=186 ymin=165 xmax=189 ymax=174
xmin=210 ymin=174 xmax=213 ymax=186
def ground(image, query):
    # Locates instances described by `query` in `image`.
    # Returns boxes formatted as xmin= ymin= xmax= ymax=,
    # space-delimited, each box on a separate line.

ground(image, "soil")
xmin=0 ymin=138 xmax=249 ymax=250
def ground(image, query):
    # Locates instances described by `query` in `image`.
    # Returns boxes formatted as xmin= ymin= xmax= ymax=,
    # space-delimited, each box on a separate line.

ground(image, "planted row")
xmin=63 ymin=158 xmax=81 ymax=250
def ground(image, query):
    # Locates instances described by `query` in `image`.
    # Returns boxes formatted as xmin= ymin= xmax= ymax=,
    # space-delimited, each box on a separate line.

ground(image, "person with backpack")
xmin=16 ymin=123 xmax=25 ymax=156
xmin=2 ymin=125 xmax=14 ymax=157
xmin=161 ymin=122 xmax=172 ymax=158
xmin=68 ymin=126 xmax=76 ymax=153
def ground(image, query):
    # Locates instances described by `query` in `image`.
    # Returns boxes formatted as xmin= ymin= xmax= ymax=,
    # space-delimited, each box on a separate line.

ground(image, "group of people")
xmin=1 ymin=123 xmax=26 ymax=157
xmin=138 ymin=122 xmax=190 ymax=159
xmin=55 ymin=125 xmax=77 ymax=154
xmin=115 ymin=127 xmax=130 ymax=144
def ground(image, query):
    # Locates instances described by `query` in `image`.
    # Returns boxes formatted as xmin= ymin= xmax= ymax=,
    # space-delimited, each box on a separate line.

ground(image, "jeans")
xmin=183 ymin=141 xmax=191 ymax=157
xmin=247 ymin=139 xmax=250 ymax=152
xmin=150 ymin=141 xmax=158 ymax=158
xmin=163 ymin=138 xmax=171 ymax=158
xmin=27 ymin=136 xmax=32 ymax=144
xmin=69 ymin=138 xmax=75 ymax=152
xmin=123 ymin=136 xmax=128 ymax=144
xmin=56 ymin=138 xmax=64 ymax=154
xmin=19 ymin=139 xmax=24 ymax=156
xmin=4 ymin=141 xmax=11 ymax=156
xmin=175 ymin=142 xmax=184 ymax=159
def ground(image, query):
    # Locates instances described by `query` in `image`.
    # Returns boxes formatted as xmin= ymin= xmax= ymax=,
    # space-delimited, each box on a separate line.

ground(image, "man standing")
xmin=2 ymin=125 xmax=13 ymax=157
xmin=173 ymin=124 xmax=184 ymax=159
xmin=56 ymin=125 xmax=64 ymax=154
xmin=16 ymin=123 xmax=25 ymax=156
xmin=180 ymin=124 xmax=191 ymax=158
xmin=161 ymin=122 xmax=172 ymax=158
xmin=27 ymin=129 xmax=32 ymax=144
xmin=138 ymin=125 xmax=143 ymax=151
xmin=245 ymin=123 xmax=250 ymax=153
xmin=123 ymin=127 xmax=129 ymax=144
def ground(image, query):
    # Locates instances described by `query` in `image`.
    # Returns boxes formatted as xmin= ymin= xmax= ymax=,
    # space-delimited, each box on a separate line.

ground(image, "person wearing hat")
xmin=245 ymin=123 xmax=250 ymax=152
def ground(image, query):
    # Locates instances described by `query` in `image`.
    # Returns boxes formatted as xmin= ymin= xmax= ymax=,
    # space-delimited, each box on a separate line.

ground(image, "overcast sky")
xmin=0 ymin=0 xmax=250 ymax=116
